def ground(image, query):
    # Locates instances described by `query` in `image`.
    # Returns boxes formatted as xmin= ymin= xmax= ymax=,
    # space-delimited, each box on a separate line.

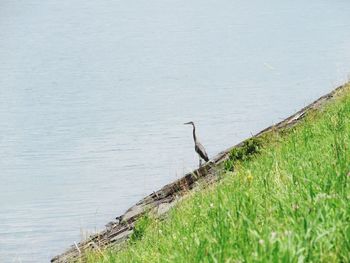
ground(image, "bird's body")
xmin=184 ymin=121 xmax=209 ymax=167
xmin=195 ymin=142 xmax=209 ymax=162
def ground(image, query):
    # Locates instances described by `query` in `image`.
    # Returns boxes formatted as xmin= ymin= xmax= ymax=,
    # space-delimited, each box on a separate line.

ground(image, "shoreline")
xmin=52 ymin=82 xmax=349 ymax=262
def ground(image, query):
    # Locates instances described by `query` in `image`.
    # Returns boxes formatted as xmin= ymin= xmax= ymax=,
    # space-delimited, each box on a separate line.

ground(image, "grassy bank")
xmin=87 ymin=85 xmax=350 ymax=262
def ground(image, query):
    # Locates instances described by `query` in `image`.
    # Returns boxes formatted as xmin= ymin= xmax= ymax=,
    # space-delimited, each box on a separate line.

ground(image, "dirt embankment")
xmin=52 ymin=83 xmax=349 ymax=263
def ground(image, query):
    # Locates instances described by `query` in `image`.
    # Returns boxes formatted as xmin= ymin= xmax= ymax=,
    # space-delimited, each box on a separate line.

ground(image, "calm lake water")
xmin=1 ymin=0 xmax=350 ymax=261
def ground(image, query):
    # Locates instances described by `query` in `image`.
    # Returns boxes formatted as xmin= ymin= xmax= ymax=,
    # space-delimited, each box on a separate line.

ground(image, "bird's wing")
xmin=195 ymin=142 xmax=209 ymax=162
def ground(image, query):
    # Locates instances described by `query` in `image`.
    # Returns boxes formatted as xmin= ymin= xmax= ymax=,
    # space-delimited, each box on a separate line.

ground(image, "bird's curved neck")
xmin=192 ymin=124 xmax=197 ymax=142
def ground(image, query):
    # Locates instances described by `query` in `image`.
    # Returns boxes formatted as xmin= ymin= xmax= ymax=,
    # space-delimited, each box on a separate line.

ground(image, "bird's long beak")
xmin=184 ymin=122 xmax=191 ymax=125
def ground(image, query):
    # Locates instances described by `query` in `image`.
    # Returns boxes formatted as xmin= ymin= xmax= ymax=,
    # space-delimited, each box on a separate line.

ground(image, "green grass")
xmin=87 ymin=86 xmax=350 ymax=263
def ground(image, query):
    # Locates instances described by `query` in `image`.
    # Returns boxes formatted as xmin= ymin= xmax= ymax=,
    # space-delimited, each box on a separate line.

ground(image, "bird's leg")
xmin=199 ymin=158 xmax=202 ymax=168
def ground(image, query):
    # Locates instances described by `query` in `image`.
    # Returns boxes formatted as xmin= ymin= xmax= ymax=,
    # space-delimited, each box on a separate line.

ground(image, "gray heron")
xmin=184 ymin=121 xmax=209 ymax=167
